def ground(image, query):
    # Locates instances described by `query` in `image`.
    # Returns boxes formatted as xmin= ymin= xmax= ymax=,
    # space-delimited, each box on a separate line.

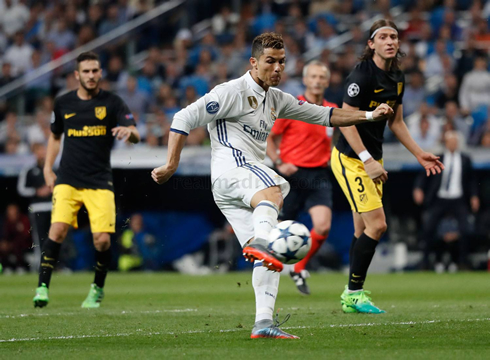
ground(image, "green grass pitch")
xmin=1 ymin=272 xmax=489 ymax=359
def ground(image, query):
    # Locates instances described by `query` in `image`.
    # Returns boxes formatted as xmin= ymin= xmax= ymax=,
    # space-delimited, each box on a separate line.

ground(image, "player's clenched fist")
xmin=372 ymin=103 xmax=394 ymax=121
xmin=151 ymin=164 xmax=176 ymax=184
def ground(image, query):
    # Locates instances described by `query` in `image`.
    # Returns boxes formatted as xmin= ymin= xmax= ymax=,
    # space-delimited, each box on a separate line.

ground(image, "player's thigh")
xmin=81 ymin=188 xmax=116 ymax=234
xmin=215 ymin=202 xmax=254 ymax=247
xmin=51 ymin=184 xmax=83 ymax=228
xmin=213 ymin=163 xmax=290 ymax=209
xmin=331 ymin=147 xmax=383 ymax=213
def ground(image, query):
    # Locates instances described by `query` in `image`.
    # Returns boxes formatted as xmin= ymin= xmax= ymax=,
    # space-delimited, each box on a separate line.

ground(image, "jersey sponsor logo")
xmin=64 ymin=113 xmax=76 ymax=119
xmin=247 ymin=96 xmax=258 ymax=109
xmin=50 ymin=112 xmax=56 ymax=123
xmin=397 ymin=82 xmax=403 ymax=95
xmin=374 ymin=88 xmax=384 ymax=93
xmin=368 ymin=100 xmax=397 ymax=109
xmin=298 ymin=100 xmax=305 ymax=105
xmin=67 ymin=125 xmax=107 ymax=137
xmin=347 ymin=83 xmax=360 ymax=97
xmin=206 ymin=101 xmax=220 ymax=114
xmin=270 ymin=107 xmax=277 ymax=121
xmin=243 ymin=124 xmax=269 ymax=142
xmin=95 ymin=106 xmax=107 ymax=120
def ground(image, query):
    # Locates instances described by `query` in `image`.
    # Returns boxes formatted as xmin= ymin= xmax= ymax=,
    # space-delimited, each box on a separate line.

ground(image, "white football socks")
xmin=252 ymin=200 xmax=280 ymax=323
xmin=252 ymin=200 xmax=279 ymax=243
xmin=252 ymin=262 xmax=280 ymax=323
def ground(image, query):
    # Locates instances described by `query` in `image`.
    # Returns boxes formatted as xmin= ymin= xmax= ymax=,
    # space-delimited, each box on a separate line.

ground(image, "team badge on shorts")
xmin=347 ymin=83 xmax=360 ymax=97
xmin=95 ymin=106 xmax=106 ymax=120
xmin=248 ymin=96 xmax=258 ymax=109
xmin=359 ymin=194 xmax=368 ymax=204
xmin=271 ymin=107 xmax=277 ymax=121
xmin=397 ymin=82 xmax=403 ymax=96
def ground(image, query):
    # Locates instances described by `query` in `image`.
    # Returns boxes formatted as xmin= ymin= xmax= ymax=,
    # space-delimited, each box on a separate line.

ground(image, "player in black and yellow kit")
xmin=331 ymin=20 xmax=444 ymax=313
xmin=33 ymin=52 xmax=140 ymax=308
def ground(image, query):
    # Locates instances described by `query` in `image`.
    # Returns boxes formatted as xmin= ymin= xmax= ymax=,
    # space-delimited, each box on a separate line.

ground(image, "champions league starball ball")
xmin=267 ymin=221 xmax=311 ymax=265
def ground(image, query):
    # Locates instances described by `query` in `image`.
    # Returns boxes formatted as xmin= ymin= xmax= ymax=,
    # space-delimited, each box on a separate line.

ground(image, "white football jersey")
xmin=171 ymin=71 xmax=334 ymax=183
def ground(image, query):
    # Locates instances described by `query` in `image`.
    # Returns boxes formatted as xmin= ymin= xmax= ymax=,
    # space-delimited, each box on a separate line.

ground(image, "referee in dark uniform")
xmin=33 ymin=51 xmax=140 ymax=308
xmin=331 ymin=20 xmax=443 ymax=314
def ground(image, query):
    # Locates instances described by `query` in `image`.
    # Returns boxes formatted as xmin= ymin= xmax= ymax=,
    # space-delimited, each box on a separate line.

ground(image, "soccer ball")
xmin=267 ymin=221 xmax=311 ymax=264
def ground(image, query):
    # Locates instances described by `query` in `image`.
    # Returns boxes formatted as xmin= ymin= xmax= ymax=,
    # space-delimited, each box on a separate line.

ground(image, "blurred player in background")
xmin=331 ymin=20 xmax=444 ymax=314
xmin=152 ymin=32 xmax=393 ymax=338
xmin=33 ymin=52 xmax=140 ymax=308
xmin=267 ymin=60 xmax=337 ymax=295
xmin=17 ymin=143 xmax=52 ymax=267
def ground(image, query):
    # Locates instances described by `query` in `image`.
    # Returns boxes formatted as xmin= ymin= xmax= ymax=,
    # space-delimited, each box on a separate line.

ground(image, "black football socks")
xmin=38 ymin=239 xmax=61 ymax=287
xmin=349 ymin=235 xmax=358 ymax=268
xmin=94 ymin=248 xmax=111 ymax=288
xmin=348 ymin=233 xmax=378 ymax=291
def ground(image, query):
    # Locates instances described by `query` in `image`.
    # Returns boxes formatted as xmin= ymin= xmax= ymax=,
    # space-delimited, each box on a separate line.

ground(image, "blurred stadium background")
xmin=1 ymin=0 xmax=490 ymax=276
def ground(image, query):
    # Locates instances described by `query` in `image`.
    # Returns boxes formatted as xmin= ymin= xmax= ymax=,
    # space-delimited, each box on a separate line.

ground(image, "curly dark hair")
xmin=359 ymin=20 xmax=405 ymax=71
xmin=251 ymin=32 xmax=284 ymax=59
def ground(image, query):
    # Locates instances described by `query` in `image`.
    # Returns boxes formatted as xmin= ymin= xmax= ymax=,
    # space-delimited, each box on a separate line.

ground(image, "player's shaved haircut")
xmin=251 ymin=32 xmax=284 ymax=59
xmin=76 ymin=51 xmax=100 ymax=69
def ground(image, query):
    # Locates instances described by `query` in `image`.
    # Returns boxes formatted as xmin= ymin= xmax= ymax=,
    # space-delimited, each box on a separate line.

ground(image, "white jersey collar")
xmin=244 ymin=71 xmax=266 ymax=97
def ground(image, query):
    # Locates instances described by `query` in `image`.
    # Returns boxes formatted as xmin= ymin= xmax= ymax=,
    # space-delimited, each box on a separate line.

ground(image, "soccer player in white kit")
xmin=152 ymin=33 xmax=393 ymax=339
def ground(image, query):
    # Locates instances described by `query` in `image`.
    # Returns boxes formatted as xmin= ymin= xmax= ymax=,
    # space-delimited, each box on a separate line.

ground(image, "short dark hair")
xmin=76 ymin=51 xmax=100 ymax=68
xmin=251 ymin=32 xmax=284 ymax=59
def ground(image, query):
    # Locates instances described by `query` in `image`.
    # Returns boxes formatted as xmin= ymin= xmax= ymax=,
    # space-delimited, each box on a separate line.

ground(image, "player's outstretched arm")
xmin=44 ymin=133 xmax=62 ymax=192
xmin=151 ymin=130 xmax=187 ymax=184
xmin=330 ymin=103 xmax=393 ymax=127
xmin=389 ymin=104 xmax=444 ymax=177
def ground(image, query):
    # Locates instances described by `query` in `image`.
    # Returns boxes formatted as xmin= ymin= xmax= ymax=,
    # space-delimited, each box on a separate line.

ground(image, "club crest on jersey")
xmin=248 ymin=96 xmax=258 ymax=109
xmin=95 ymin=106 xmax=106 ymax=120
xmin=206 ymin=101 xmax=220 ymax=114
xmin=271 ymin=107 xmax=277 ymax=121
xmin=298 ymin=100 xmax=305 ymax=105
xmin=397 ymin=82 xmax=403 ymax=96
xmin=347 ymin=83 xmax=360 ymax=97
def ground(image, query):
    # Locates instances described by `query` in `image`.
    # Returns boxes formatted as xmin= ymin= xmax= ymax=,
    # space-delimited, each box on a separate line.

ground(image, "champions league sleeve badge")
xmin=347 ymin=83 xmax=360 ymax=97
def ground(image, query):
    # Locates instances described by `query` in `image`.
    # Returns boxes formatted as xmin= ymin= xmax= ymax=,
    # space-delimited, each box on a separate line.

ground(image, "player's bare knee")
xmin=48 ymin=223 xmax=69 ymax=243
xmin=313 ymin=222 xmax=330 ymax=237
xmin=370 ymin=221 xmax=387 ymax=238
xmin=270 ymin=187 xmax=283 ymax=209
xmin=93 ymin=233 xmax=111 ymax=251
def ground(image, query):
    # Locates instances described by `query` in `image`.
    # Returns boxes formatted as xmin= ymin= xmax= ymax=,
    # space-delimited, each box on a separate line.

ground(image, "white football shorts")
xmin=212 ymin=162 xmax=290 ymax=247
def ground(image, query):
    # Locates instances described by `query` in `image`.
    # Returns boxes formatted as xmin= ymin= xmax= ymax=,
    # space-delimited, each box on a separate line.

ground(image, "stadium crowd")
xmin=0 ymin=0 xmax=490 ymax=155
xmin=1 ymin=0 xmax=490 ymax=272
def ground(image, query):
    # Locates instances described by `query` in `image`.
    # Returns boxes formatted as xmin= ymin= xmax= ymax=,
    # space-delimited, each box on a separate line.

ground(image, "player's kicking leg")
xmin=33 ymin=222 xmax=69 ymax=308
xmin=341 ymin=209 xmax=386 ymax=314
xmin=242 ymin=187 xmax=284 ymax=272
xmin=81 ymin=232 xmax=111 ymax=308
xmin=243 ymin=186 xmax=298 ymax=339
